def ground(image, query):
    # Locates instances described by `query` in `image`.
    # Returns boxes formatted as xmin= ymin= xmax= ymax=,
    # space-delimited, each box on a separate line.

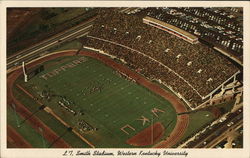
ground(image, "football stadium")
xmin=7 ymin=7 xmax=243 ymax=148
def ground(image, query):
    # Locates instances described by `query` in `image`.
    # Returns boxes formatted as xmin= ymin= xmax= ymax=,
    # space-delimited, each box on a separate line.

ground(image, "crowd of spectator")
xmin=144 ymin=7 xmax=243 ymax=63
xmin=82 ymin=9 xmax=239 ymax=108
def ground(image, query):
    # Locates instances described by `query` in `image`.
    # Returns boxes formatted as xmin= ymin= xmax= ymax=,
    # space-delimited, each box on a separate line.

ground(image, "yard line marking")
xmin=16 ymin=83 xmax=95 ymax=148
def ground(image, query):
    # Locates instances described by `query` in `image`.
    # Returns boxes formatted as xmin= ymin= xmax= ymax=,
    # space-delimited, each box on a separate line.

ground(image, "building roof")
xmin=144 ymin=16 xmax=197 ymax=41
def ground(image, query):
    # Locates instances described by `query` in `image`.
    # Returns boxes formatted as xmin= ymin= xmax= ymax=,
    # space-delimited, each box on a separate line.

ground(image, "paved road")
xmin=7 ymin=17 xmax=96 ymax=71
xmin=185 ymin=107 xmax=243 ymax=148
xmin=201 ymin=114 xmax=242 ymax=148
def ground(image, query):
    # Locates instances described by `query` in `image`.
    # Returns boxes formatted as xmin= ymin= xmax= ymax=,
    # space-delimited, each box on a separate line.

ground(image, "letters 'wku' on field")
xmin=121 ymin=108 xmax=165 ymax=135
xmin=39 ymin=57 xmax=87 ymax=80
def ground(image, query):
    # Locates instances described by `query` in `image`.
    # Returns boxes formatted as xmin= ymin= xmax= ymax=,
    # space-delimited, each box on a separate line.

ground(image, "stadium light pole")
xmin=39 ymin=127 xmax=46 ymax=148
xmin=11 ymin=103 xmax=21 ymax=128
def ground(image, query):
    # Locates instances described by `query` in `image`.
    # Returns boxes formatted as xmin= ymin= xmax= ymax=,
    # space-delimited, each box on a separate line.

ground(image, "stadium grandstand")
xmin=82 ymin=9 xmax=242 ymax=110
xmin=144 ymin=7 xmax=243 ymax=65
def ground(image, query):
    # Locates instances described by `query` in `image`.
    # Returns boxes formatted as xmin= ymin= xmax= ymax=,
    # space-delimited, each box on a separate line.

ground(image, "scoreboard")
xmin=27 ymin=65 xmax=44 ymax=80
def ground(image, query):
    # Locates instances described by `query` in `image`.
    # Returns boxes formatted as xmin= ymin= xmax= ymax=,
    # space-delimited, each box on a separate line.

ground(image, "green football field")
xmin=16 ymin=55 xmax=177 ymax=148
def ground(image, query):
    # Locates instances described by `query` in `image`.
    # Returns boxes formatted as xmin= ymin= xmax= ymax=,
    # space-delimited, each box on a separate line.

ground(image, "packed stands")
xmin=144 ymin=7 xmax=243 ymax=65
xmin=82 ymin=9 xmax=240 ymax=109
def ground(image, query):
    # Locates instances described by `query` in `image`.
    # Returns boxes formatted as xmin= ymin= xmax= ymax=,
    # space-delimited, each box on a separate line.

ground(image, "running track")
xmin=7 ymin=50 xmax=189 ymax=148
xmin=7 ymin=125 xmax=32 ymax=148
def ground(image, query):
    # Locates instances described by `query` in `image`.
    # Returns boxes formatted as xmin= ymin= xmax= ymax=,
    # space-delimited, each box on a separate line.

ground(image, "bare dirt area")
xmin=126 ymin=122 xmax=165 ymax=146
xmin=7 ymin=50 xmax=189 ymax=148
xmin=209 ymin=107 xmax=221 ymax=118
xmin=78 ymin=51 xmax=190 ymax=148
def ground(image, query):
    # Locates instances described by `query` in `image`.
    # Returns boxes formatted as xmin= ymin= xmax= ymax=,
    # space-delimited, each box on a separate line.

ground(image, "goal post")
xmin=22 ymin=62 xmax=28 ymax=82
